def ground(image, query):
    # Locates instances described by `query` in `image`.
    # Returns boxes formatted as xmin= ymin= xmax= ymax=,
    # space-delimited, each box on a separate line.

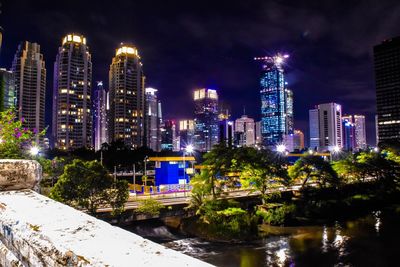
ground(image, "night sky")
xmin=1 ymin=0 xmax=400 ymax=145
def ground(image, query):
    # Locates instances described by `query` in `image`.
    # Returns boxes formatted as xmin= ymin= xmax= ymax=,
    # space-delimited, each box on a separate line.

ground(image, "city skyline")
xmin=2 ymin=1 xmax=400 ymax=146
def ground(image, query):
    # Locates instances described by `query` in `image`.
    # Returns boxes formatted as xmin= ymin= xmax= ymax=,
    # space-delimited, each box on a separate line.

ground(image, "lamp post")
xmin=330 ymin=145 xmax=341 ymax=162
xmin=143 ymin=156 xmax=149 ymax=187
xmin=29 ymin=146 xmax=40 ymax=157
xmin=276 ymin=144 xmax=286 ymax=155
xmin=183 ymin=144 xmax=194 ymax=196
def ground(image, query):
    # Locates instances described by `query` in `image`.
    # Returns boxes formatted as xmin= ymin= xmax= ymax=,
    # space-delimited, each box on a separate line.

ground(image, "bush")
xmin=257 ymin=203 xmax=296 ymax=225
xmin=136 ymin=199 xmax=164 ymax=216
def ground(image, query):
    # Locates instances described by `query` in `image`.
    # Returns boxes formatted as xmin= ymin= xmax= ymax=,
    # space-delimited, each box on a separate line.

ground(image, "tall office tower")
xmin=179 ymin=120 xmax=195 ymax=149
xmin=93 ymin=81 xmax=109 ymax=151
xmin=0 ymin=69 xmax=15 ymax=111
xmin=318 ymin=103 xmax=343 ymax=151
xmin=375 ymin=115 xmax=379 ymax=145
xmin=235 ymin=114 xmax=255 ymax=147
xmin=193 ymin=88 xmax=219 ymax=152
xmin=12 ymin=42 xmax=46 ymax=143
xmin=354 ymin=115 xmax=367 ymax=149
xmin=309 ymin=109 xmax=320 ymax=150
xmin=160 ymin=120 xmax=176 ymax=151
xmin=109 ymin=44 xmax=145 ymax=148
xmin=285 ymin=89 xmax=294 ymax=134
xmin=53 ymin=34 xmax=92 ymax=150
xmin=342 ymin=115 xmax=356 ymax=151
xmin=374 ymin=37 xmax=400 ymax=144
xmin=255 ymin=121 xmax=262 ymax=146
xmin=145 ymin=88 xmax=161 ymax=151
xmin=255 ymin=54 xmax=291 ymax=147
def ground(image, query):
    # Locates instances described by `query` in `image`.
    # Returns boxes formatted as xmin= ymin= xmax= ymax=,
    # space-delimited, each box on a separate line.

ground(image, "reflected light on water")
xmin=265 ymin=237 xmax=291 ymax=267
xmin=333 ymin=223 xmax=349 ymax=258
xmin=374 ymin=211 xmax=381 ymax=234
xmin=322 ymin=226 xmax=329 ymax=253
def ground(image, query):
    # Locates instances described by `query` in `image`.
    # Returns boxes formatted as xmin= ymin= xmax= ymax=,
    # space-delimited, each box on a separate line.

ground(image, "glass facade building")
xmin=145 ymin=88 xmax=161 ymax=151
xmin=93 ymin=81 xmax=109 ymax=151
xmin=193 ymin=88 xmax=219 ymax=152
xmin=256 ymin=54 xmax=291 ymax=147
xmin=0 ymin=69 xmax=15 ymax=111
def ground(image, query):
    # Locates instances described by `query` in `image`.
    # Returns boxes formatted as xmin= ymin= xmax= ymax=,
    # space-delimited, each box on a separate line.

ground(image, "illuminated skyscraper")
xmin=309 ymin=109 xmax=320 ymax=149
xmin=285 ymin=89 xmax=294 ymax=134
xmin=234 ymin=114 xmax=255 ymax=147
xmin=193 ymin=88 xmax=219 ymax=152
xmin=309 ymin=103 xmax=342 ymax=151
xmin=93 ymin=81 xmax=109 ymax=151
xmin=0 ymin=69 xmax=15 ymax=111
xmin=255 ymin=54 xmax=291 ymax=147
xmin=145 ymin=88 xmax=161 ymax=151
xmin=52 ymin=34 xmax=92 ymax=150
xmin=354 ymin=115 xmax=367 ymax=149
xmin=342 ymin=115 xmax=356 ymax=151
xmin=179 ymin=120 xmax=195 ymax=149
xmin=12 ymin=41 xmax=46 ymax=143
xmin=374 ymin=37 xmax=400 ymax=144
xmin=161 ymin=120 xmax=176 ymax=151
xmin=109 ymin=44 xmax=145 ymax=148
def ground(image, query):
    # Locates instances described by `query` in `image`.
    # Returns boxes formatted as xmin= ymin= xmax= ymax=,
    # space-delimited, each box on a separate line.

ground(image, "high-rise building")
xmin=374 ymin=37 xmax=400 ymax=144
xmin=93 ymin=81 xmax=109 ymax=151
xmin=12 ymin=41 xmax=46 ymax=143
xmin=284 ymin=129 xmax=304 ymax=152
xmin=179 ymin=120 xmax=195 ymax=149
xmin=285 ymin=89 xmax=294 ymax=134
xmin=52 ymin=34 xmax=92 ymax=150
xmin=309 ymin=103 xmax=342 ymax=151
xmin=255 ymin=54 xmax=291 ymax=147
xmin=193 ymin=88 xmax=219 ymax=152
xmin=234 ymin=114 xmax=255 ymax=147
xmin=109 ymin=44 xmax=145 ymax=148
xmin=0 ymin=69 xmax=15 ymax=111
xmin=342 ymin=115 xmax=356 ymax=151
xmin=309 ymin=109 xmax=320 ymax=150
xmin=161 ymin=120 xmax=176 ymax=151
xmin=354 ymin=115 xmax=367 ymax=149
xmin=255 ymin=121 xmax=262 ymax=146
xmin=145 ymin=88 xmax=161 ymax=151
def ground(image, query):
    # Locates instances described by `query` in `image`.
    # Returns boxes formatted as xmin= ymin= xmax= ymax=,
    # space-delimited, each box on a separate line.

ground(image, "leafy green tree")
xmin=239 ymin=149 xmax=289 ymax=204
xmin=332 ymin=154 xmax=365 ymax=182
xmin=50 ymin=159 xmax=128 ymax=215
xmin=288 ymin=155 xmax=340 ymax=189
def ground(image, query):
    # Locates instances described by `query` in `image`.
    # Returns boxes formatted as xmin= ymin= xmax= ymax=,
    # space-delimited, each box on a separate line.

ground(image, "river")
xmin=126 ymin=209 xmax=400 ymax=266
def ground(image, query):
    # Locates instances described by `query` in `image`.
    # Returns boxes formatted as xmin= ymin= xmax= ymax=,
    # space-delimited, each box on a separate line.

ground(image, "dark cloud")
xmin=1 ymin=0 xmax=400 ymax=145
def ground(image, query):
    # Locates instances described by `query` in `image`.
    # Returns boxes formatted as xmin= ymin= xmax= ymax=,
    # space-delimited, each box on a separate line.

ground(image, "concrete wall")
xmin=0 ymin=160 xmax=213 ymax=267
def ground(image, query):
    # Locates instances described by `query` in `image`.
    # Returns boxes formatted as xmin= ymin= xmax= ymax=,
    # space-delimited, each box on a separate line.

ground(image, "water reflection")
xmin=129 ymin=210 xmax=400 ymax=267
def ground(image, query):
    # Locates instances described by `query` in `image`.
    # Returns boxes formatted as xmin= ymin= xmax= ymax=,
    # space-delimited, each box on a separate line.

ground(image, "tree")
xmin=288 ymin=155 xmax=340 ymax=189
xmin=239 ymin=149 xmax=289 ymax=204
xmin=332 ymin=154 xmax=365 ymax=183
xmin=0 ymin=108 xmax=43 ymax=159
xmin=50 ymin=159 xmax=129 ymax=215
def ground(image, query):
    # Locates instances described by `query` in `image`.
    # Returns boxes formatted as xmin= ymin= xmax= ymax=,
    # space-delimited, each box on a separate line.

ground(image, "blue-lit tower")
xmin=255 ymin=54 xmax=290 ymax=147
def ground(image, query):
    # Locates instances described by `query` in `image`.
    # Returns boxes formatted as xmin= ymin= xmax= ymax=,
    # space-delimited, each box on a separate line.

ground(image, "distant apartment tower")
xmin=354 ymin=115 xmax=367 ymax=149
xmin=161 ymin=120 xmax=176 ymax=151
xmin=309 ymin=103 xmax=342 ymax=151
xmin=284 ymin=129 xmax=304 ymax=152
xmin=255 ymin=54 xmax=291 ymax=147
xmin=52 ymin=34 xmax=92 ymax=150
xmin=145 ymin=88 xmax=161 ymax=151
xmin=12 ymin=42 xmax=46 ymax=143
xmin=285 ymin=89 xmax=294 ymax=134
xmin=179 ymin=120 xmax=195 ymax=149
xmin=193 ymin=88 xmax=219 ymax=152
xmin=0 ymin=69 xmax=15 ymax=111
xmin=93 ymin=81 xmax=109 ymax=151
xmin=109 ymin=45 xmax=145 ymax=148
xmin=374 ymin=37 xmax=400 ymax=144
xmin=235 ymin=114 xmax=255 ymax=147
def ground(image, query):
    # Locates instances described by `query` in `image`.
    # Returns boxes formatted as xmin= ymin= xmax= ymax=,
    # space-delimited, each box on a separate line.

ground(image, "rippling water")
xmin=127 ymin=209 xmax=400 ymax=267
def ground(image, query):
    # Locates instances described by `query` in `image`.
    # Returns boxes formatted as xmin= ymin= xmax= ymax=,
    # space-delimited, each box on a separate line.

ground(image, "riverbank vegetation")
xmin=187 ymin=143 xmax=400 ymax=240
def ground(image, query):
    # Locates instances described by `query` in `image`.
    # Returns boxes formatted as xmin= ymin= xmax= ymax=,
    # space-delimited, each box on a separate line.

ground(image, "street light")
xmin=330 ymin=145 xmax=341 ymax=161
xmin=276 ymin=144 xmax=286 ymax=154
xmin=29 ymin=146 xmax=40 ymax=157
